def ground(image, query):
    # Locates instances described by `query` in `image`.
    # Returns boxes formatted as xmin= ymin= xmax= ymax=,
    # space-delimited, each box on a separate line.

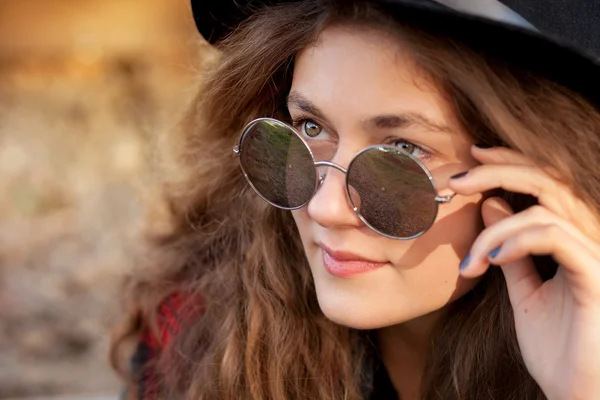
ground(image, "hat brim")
xmin=191 ymin=0 xmax=600 ymax=108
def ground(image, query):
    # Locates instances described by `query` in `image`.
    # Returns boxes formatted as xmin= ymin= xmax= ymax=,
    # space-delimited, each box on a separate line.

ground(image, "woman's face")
xmin=289 ymin=25 xmax=483 ymax=329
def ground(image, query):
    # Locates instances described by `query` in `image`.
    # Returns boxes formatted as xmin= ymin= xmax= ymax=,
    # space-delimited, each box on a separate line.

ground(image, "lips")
xmin=319 ymin=244 xmax=387 ymax=278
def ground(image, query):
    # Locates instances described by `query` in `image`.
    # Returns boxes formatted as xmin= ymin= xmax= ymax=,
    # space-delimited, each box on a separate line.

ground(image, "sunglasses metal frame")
xmin=233 ymin=117 xmax=455 ymax=240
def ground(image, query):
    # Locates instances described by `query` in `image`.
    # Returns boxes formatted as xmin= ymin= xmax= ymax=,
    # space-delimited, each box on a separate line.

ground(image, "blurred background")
xmin=0 ymin=0 xmax=206 ymax=398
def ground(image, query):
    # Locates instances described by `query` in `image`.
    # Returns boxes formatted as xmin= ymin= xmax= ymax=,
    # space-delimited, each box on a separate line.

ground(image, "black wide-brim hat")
xmin=190 ymin=0 xmax=600 ymax=108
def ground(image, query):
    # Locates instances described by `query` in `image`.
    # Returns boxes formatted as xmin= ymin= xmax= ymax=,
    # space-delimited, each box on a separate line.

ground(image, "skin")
xmin=452 ymin=149 xmax=600 ymax=400
xmin=288 ymin=25 xmax=600 ymax=399
xmin=288 ymin=26 xmax=481 ymax=398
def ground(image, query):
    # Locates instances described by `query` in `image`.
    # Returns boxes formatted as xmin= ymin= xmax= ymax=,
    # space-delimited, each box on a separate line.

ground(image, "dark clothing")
xmin=370 ymin=357 xmax=399 ymax=399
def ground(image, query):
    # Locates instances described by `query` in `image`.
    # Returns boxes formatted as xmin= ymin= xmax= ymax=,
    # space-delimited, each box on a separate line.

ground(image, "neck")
xmin=375 ymin=310 xmax=444 ymax=400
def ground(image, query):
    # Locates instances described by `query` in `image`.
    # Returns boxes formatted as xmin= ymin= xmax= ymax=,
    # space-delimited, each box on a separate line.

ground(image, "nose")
xmin=306 ymin=158 xmax=364 ymax=231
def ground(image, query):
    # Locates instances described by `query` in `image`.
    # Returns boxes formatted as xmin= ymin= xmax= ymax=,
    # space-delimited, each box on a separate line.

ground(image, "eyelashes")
xmin=290 ymin=116 xmax=433 ymax=162
xmin=389 ymin=138 xmax=432 ymax=161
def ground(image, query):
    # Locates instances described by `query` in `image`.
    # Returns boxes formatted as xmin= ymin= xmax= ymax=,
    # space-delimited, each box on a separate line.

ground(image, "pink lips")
xmin=320 ymin=245 xmax=387 ymax=278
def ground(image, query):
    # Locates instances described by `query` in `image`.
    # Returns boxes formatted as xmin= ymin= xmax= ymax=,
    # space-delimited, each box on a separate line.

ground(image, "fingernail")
xmin=459 ymin=253 xmax=471 ymax=270
xmin=488 ymin=246 xmax=502 ymax=259
xmin=450 ymin=171 xmax=469 ymax=180
xmin=474 ymin=142 xmax=493 ymax=149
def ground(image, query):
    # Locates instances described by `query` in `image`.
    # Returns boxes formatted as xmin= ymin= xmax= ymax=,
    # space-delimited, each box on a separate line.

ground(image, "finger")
xmin=447 ymin=163 xmax=587 ymax=226
xmin=471 ymin=145 xmax=535 ymax=166
xmin=449 ymin=163 xmax=557 ymax=199
xmin=450 ymin=162 xmax=600 ymax=240
xmin=491 ymin=224 xmax=600 ymax=298
xmin=477 ymin=197 xmax=543 ymax=305
xmin=463 ymin=200 xmax=600 ymax=276
xmin=472 ymin=145 xmax=568 ymax=186
xmin=459 ymin=197 xmax=542 ymax=289
xmin=499 ymin=256 xmax=541 ymax=309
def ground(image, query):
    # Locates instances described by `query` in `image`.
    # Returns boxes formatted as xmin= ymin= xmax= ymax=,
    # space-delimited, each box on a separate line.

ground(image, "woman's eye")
xmin=302 ymin=120 xmax=323 ymax=138
xmin=393 ymin=139 xmax=431 ymax=160
xmin=292 ymin=118 xmax=332 ymax=141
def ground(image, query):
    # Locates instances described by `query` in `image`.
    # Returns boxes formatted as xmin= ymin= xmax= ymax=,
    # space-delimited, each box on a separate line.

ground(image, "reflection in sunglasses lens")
xmin=347 ymin=148 xmax=437 ymax=238
xmin=239 ymin=120 xmax=438 ymax=238
xmin=240 ymin=120 xmax=316 ymax=208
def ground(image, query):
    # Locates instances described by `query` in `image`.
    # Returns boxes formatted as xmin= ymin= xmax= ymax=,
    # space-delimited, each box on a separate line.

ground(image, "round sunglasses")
xmin=233 ymin=118 xmax=455 ymax=239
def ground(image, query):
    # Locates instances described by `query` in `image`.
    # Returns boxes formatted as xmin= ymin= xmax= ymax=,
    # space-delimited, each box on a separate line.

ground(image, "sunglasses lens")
xmin=240 ymin=119 xmax=316 ymax=208
xmin=347 ymin=148 xmax=438 ymax=238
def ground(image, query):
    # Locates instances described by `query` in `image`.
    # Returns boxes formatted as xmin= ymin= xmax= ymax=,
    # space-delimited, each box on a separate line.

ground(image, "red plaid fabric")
xmin=125 ymin=293 xmax=393 ymax=400
xmin=131 ymin=292 xmax=185 ymax=400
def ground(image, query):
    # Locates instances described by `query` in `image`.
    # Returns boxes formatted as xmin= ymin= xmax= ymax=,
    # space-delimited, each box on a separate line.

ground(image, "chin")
xmin=314 ymin=287 xmax=432 ymax=330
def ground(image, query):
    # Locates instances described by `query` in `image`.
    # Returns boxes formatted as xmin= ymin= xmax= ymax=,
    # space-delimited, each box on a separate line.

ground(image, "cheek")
xmin=391 ymin=193 xmax=483 ymax=266
xmin=291 ymin=209 xmax=309 ymax=239
xmin=367 ymin=198 xmax=483 ymax=325
xmin=391 ymin=194 xmax=483 ymax=295
xmin=415 ymin=195 xmax=483 ymax=292
xmin=291 ymin=194 xmax=483 ymax=329
xmin=431 ymin=194 xmax=483 ymax=263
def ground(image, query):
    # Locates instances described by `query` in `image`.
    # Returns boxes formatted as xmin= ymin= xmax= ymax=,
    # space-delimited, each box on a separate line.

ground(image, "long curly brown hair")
xmin=110 ymin=1 xmax=600 ymax=399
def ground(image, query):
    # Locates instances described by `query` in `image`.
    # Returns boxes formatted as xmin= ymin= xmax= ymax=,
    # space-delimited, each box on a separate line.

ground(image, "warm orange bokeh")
xmin=0 ymin=1 xmax=206 ymax=398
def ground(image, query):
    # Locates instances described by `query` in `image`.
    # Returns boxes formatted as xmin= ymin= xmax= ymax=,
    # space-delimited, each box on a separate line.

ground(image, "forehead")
xmin=290 ymin=25 xmax=456 ymax=129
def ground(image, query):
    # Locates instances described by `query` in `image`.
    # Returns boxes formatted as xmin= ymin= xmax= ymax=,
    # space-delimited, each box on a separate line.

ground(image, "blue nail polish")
xmin=459 ymin=253 xmax=471 ymax=270
xmin=488 ymin=246 xmax=502 ymax=259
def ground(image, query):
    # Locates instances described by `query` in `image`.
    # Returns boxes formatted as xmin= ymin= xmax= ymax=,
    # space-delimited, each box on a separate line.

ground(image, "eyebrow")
xmin=287 ymin=91 xmax=455 ymax=135
xmin=287 ymin=92 xmax=325 ymax=119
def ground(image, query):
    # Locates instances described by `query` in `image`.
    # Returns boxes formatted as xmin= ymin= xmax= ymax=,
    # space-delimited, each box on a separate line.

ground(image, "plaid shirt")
xmin=124 ymin=293 xmax=397 ymax=400
xmin=121 ymin=292 xmax=183 ymax=400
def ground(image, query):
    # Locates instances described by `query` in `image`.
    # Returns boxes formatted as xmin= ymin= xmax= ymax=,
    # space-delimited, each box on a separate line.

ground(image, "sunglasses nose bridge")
xmin=314 ymin=160 xmax=348 ymax=175
xmin=314 ymin=161 xmax=348 ymax=190
xmin=306 ymin=160 xmax=364 ymax=233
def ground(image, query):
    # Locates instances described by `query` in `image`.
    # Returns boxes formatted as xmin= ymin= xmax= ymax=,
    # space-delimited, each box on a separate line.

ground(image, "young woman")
xmin=111 ymin=0 xmax=600 ymax=399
